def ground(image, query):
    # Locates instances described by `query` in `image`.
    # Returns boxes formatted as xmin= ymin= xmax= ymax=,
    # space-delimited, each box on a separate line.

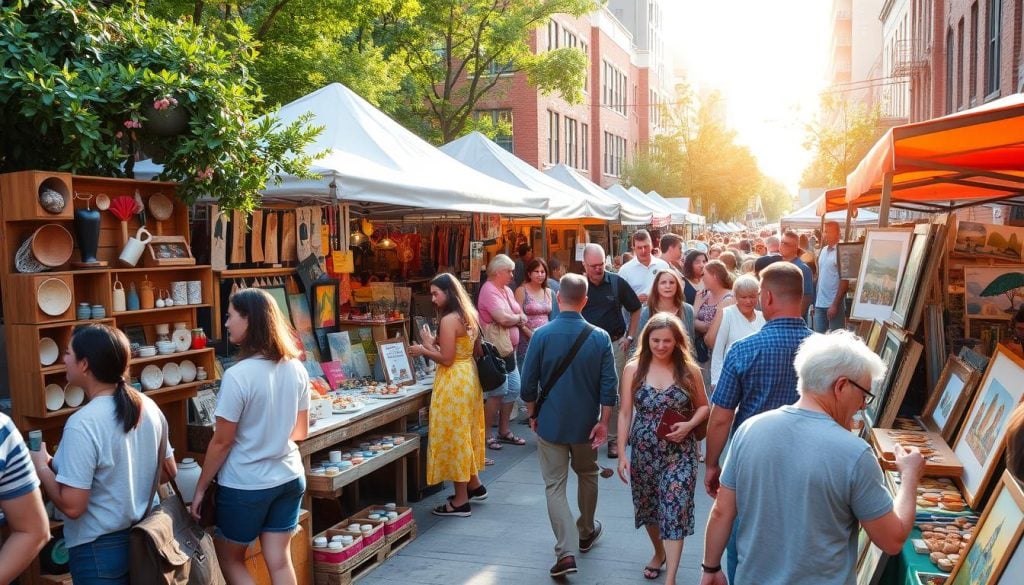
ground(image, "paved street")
xmin=362 ymin=431 xmax=714 ymax=584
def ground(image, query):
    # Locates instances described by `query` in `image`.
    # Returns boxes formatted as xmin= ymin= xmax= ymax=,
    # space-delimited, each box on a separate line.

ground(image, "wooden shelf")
xmin=112 ymin=304 xmax=210 ymax=317
xmin=306 ymin=435 xmax=419 ymax=498
xmin=145 ymin=381 xmax=205 ymax=403
xmin=130 ymin=347 xmax=213 ymax=366
xmin=110 ymin=265 xmax=213 ymax=274
xmin=217 ymin=267 xmax=297 ymax=277
xmin=38 ymin=318 xmax=115 ymax=331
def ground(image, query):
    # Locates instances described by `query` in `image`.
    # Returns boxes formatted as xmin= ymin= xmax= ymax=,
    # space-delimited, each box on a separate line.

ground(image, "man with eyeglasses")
xmin=579 ymin=244 xmax=641 ymax=459
xmin=700 ymin=330 xmax=924 ymax=585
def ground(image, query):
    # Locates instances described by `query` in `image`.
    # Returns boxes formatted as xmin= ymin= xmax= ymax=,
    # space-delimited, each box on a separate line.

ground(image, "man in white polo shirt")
xmin=813 ymin=221 xmax=848 ymax=332
xmin=618 ymin=230 xmax=669 ymax=302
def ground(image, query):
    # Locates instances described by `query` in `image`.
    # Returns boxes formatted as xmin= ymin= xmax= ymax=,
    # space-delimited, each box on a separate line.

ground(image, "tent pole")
xmin=844 ymin=204 xmax=853 ymax=241
xmin=878 ymin=172 xmax=893 ymax=227
xmin=540 ymin=217 xmax=548 ymax=260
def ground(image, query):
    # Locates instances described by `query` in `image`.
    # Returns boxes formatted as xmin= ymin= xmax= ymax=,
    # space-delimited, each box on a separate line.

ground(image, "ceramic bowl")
xmin=140 ymin=364 xmax=163 ymax=391
xmin=39 ymin=337 xmax=60 ymax=366
xmin=179 ymin=359 xmax=197 ymax=383
xmin=64 ymin=384 xmax=85 ymax=408
xmin=45 ymin=383 xmax=64 ymax=411
xmin=37 ymin=278 xmax=72 ymax=316
xmin=138 ymin=346 xmax=157 ymax=358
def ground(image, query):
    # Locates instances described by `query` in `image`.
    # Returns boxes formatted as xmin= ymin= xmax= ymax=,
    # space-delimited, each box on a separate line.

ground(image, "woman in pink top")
xmin=477 ymin=254 xmax=528 ymax=450
xmin=514 ymin=258 xmax=554 ymax=365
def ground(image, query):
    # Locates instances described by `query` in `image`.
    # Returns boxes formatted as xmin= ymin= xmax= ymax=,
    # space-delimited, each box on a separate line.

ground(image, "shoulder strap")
xmin=609 ymin=273 xmax=619 ymax=301
xmin=534 ymin=324 xmax=595 ymax=417
xmin=143 ymin=411 xmax=169 ymax=518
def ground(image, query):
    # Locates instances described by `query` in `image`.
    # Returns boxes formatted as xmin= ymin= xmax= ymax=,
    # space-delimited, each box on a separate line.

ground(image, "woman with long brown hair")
xmin=190 ymin=288 xmax=309 ymax=585
xmin=409 ymin=273 xmax=487 ymax=517
xmin=616 ymin=314 xmax=708 ymax=585
xmin=634 ymin=270 xmax=695 ymax=356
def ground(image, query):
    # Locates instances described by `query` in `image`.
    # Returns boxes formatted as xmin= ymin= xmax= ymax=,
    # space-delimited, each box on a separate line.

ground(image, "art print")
xmin=311 ymin=280 xmax=339 ymax=329
xmin=891 ymin=223 xmax=940 ymax=330
xmin=836 ymin=242 xmax=864 ymax=281
xmin=850 ymin=229 xmax=913 ymax=322
xmin=964 ymin=266 xmax=1024 ymax=321
xmin=920 ymin=356 xmax=980 ymax=442
xmin=947 ymin=471 xmax=1024 ymax=585
xmin=287 ymin=293 xmax=313 ymax=333
xmin=953 ymin=220 xmax=1024 ymax=262
xmin=952 ymin=345 xmax=1024 ymax=508
xmin=377 ymin=337 xmax=415 ymax=385
xmin=866 ymin=329 xmax=903 ymax=428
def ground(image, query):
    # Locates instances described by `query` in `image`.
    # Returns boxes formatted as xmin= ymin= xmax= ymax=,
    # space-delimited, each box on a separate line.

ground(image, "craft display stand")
xmin=0 ymin=171 xmax=215 ymax=585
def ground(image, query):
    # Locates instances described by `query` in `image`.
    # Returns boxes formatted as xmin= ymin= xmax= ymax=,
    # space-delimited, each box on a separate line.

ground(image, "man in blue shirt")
xmin=522 ymin=273 xmax=617 ymax=578
xmin=703 ymin=261 xmax=813 ymax=581
xmin=780 ymin=230 xmax=815 ymax=323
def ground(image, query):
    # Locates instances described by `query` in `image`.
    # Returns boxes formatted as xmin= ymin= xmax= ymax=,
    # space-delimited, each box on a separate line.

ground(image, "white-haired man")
xmin=700 ymin=331 xmax=924 ymax=585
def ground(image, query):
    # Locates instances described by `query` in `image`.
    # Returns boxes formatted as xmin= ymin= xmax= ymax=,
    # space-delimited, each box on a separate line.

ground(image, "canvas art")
xmin=947 ymin=471 xmax=1024 ymax=585
xmin=850 ymin=229 xmax=913 ymax=322
xmin=891 ymin=222 xmax=943 ymax=330
xmin=836 ymin=242 xmax=864 ymax=281
xmin=311 ymin=280 xmax=339 ymax=329
xmin=953 ymin=220 xmax=1024 ymax=262
xmin=287 ymin=293 xmax=313 ymax=333
xmin=964 ymin=266 xmax=1024 ymax=321
xmin=952 ymin=345 xmax=1024 ymax=508
xmin=866 ymin=330 xmax=904 ymax=427
xmin=920 ymin=356 xmax=980 ymax=442
xmin=263 ymin=285 xmax=291 ymax=324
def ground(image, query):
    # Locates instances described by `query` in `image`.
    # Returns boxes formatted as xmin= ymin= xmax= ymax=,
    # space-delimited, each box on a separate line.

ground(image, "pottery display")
xmin=63 ymin=384 xmax=85 ymax=408
xmin=39 ymin=337 xmax=59 ymax=366
xmin=179 ymin=359 xmax=197 ymax=383
xmin=37 ymin=278 xmax=72 ymax=317
xmin=73 ymin=207 xmax=102 ymax=265
xmin=139 ymin=276 xmax=154 ymax=309
xmin=162 ymin=362 xmax=182 ymax=386
xmin=172 ymin=325 xmax=191 ymax=352
xmin=140 ymin=365 xmax=163 ymax=391
xmin=44 ymin=384 xmax=64 ymax=411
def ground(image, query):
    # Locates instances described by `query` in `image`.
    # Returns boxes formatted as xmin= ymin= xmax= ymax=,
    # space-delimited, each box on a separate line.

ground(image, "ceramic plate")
xmin=162 ymin=362 xmax=182 ymax=387
xmin=45 ymin=383 xmax=64 ymax=411
xmin=141 ymin=364 xmax=163 ymax=391
xmin=172 ymin=329 xmax=192 ymax=352
xmin=369 ymin=392 xmax=406 ymax=400
xmin=37 ymin=278 xmax=72 ymax=316
xmin=39 ymin=337 xmax=59 ymax=366
xmin=64 ymin=384 xmax=85 ymax=407
xmin=179 ymin=359 xmax=197 ymax=383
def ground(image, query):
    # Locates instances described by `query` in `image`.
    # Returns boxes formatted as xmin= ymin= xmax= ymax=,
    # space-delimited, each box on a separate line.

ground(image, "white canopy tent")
xmin=649 ymin=191 xmax=705 ymax=225
xmin=664 ymin=197 xmax=706 ymax=225
xmin=780 ymin=196 xmax=879 ymax=230
xmin=606 ymin=184 xmax=671 ymax=226
xmin=440 ymin=133 xmax=618 ymax=221
xmin=134 ymin=83 xmax=549 ymax=216
xmin=544 ymin=164 xmax=652 ymax=224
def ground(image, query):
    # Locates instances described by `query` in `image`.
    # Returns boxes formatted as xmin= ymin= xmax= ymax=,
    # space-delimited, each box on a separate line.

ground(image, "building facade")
xmin=942 ymin=0 xmax=1024 ymax=117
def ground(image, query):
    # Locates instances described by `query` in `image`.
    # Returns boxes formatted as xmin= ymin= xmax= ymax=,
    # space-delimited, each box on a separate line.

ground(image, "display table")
xmin=882 ymin=527 xmax=945 ymax=585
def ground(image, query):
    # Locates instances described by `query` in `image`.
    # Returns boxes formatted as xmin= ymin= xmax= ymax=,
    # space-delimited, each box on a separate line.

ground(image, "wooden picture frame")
xmin=310 ymin=279 xmax=339 ymax=329
xmin=945 ymin=470 xmax=1024 ymax=585
xmin=890 ymin=223 xmax=935 ymax=330
xmin=877 ymin=331 xmax=922 ymax=429
xmin=850 ymin=228 xmax=913 ymax=322
xmin=866 ymin=319 xmax=889 ymax=355
xmin=376 ymin=336 xmax=415 ymax=386
xmin=920 ymin=356 xmax=981 ymax=442
xmin=143 ymin=235 xmax=196 ymax=267
xmin=836 ymin=242 xmax=864 ymax=281
xmin=866 ymin=326 xmax=907 ymax=428
xmin=951 ymin=344 xmax=1024 ymax=509
xmin=847 ymin=318 xmax=872 ymax=340
xmin=923 ymin=303 xmax=946 ymax=390
xmin=855 ymin=541 xmax=887 ymax=585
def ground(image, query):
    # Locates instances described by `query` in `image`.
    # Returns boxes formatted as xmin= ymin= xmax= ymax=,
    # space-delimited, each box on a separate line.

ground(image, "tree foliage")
xmin=800 ymin=93 xmax=884 ymax=188
xmin=0 ymin=0 xmax=320 ymax=212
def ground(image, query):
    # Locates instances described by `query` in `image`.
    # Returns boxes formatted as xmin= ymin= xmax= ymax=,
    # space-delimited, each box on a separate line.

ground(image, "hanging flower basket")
xmin=142 ymin=98 xmax=189 ymax=136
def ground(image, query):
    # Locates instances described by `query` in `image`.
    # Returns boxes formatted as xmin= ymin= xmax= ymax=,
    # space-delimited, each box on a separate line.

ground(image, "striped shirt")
xmin=0 ymin=413 xmax=39 ymax=503
xmin=712 ymin=318 xmax=814 ymax=432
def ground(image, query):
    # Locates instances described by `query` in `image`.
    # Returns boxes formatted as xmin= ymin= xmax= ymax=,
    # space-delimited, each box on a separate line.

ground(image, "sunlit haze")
xmin=666 ymin=1 xmax=833 ymax=193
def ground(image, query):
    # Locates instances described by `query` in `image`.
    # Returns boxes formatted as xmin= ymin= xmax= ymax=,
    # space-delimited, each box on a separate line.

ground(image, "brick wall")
xmin=941 ymin=0 xmax=1022 ymax=113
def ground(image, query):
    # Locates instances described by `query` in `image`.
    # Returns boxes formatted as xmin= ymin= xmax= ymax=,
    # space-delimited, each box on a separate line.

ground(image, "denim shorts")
xmin=215 ymin=476 xmax=305 ymax=545
xmin=483 ymin=354 xmax=520 ymax=404
xmin=68 ymin=528 xmax=130 ymax=585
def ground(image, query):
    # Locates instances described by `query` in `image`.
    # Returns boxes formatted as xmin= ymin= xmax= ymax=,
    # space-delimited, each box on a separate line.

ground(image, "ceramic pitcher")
xmin=112 ymin=278 xmax=126 ymax=312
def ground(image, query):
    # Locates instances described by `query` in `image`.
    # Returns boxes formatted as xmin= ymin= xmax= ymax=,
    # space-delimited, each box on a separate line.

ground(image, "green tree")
xmin=758 ymin=176 xmax=797 ymax=222
xmin=0 ymin=0 xmax=320 ymax=212
xmin=800 ymin=93 xmax=884 ymax=188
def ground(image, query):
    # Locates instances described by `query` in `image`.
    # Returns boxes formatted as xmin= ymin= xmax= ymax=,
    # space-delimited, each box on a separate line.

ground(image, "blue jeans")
xmin=813 ymin=298 xmax=847 ymax=333
xmin=68 ymin=529 xmax=130 ymax=585
xmin=483 ymin=354 xmax=520 ymax=404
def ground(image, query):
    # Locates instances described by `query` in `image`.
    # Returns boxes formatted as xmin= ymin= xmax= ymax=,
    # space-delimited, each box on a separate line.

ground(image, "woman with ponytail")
xmin=190 ymin=288 xmax=309 ymax=584
xmin=31 ymin=324 xmax=176 ymax=584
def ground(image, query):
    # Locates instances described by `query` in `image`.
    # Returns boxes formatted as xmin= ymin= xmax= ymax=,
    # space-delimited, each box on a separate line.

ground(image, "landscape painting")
xmin=850 ymin=229 xmax=913 ymax=322
xmin=964 ymin=266 xmax=1024 ymax=321
xmin=953 ymin=221 xmax=1024 ymax=262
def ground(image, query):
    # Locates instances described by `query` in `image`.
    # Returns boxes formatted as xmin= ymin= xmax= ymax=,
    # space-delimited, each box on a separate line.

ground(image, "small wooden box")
xmin=143 ymin=235 xmax=196 ymax=267
xmin=870 ymin=428 xmax=963 ymax=477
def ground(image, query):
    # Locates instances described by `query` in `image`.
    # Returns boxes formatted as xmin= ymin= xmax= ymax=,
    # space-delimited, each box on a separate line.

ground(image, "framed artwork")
xmin=143 ymin=235 xmax=196 ymax=267
xmin=866 ymin=319 xmax=888 ymax=355
xmin=964 ymin=265 xmax=1024 ymax=322
xmin=995 ymin=519 xmax=1024 ymax=585
xmin=946 ymin=470 xmax=1024 ymax=585
xmin=920 ymin=356 xmax=981 ymax=442
xmin=836 ymin=242 xmax=864 ymax=281
xmin=850 ymin=228 xmax=913 ymax=322
xmin=263 ymin=285 xmax=291 ymax=325
xmin=287 ymin=293 xmax=313 ymax=333
xmin=296 ymin=252 xmax=326 ymax=292
xmin=923 ymin=303 xmax=946 ymax=391
xmin=952 ymin=220 xmax=1024 ymax=262
xmin=891 ymin=221 xmax=946 ymax=331
xmin=877 ymin=333 xmax=922 ymax=429
xmin=855 ymin=542 xmax=887 ymax=585
xmin=866 ymin=327 xmax=907 ymax=428
xmin=413 ymin=316 xmax=438 ymax=345
xmin=549 ymin=229 xmax=559 ymax=246
xmin=847 ymin=318 xmax=872 ymax=340
xmin=951 ymin=344 xmax=1024 ymax=509
xmin=376 ymin=336 xmax=415 ymax=386
xmin=311 ymin=279 xmax=339 ymax=329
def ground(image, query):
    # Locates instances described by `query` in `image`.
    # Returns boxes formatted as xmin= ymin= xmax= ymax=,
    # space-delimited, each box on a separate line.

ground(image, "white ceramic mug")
xmin=118 ymin=226 xmax=152 ymax=266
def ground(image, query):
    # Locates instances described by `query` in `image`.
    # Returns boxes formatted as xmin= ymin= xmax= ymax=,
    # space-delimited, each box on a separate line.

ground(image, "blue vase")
xmin=127 ymin=282 xmax=140 ymax=311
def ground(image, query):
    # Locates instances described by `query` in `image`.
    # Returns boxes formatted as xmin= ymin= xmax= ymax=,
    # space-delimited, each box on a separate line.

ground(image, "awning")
xmin=544 ymin=164 xmax=652 ymax=224
xmin=606 ymin=184 xmax=671 ymax=226
xmin=839 ymin=93 xmax=1024 ymax=214
xmin=788 ymin=195 xmax=879 ymax=229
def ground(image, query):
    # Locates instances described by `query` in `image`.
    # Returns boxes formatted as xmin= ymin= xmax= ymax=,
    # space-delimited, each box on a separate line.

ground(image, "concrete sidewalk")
xmin=361 ymin=432 xmax=714 ymax=584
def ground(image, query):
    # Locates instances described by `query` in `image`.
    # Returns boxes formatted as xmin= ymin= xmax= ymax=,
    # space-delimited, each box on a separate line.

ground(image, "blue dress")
xmin=628 ymin=381 xmax=699 ymax=539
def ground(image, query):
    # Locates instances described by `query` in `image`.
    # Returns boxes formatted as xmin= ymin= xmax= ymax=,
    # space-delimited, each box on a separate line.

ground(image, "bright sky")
xmin=665 ymin=1 xmax=833 ymax=194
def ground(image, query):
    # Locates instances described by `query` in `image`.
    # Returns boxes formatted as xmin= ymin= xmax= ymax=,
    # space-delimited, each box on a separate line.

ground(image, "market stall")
xmin=782 ymin=194 xmax=879 ymax=231
xmin=820 ymin=96 xmax=1024 ymax=585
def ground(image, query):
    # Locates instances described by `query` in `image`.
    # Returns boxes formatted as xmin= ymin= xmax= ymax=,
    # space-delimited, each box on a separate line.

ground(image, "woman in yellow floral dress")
xmin=409 ymin=273 xmax=487 ymax=517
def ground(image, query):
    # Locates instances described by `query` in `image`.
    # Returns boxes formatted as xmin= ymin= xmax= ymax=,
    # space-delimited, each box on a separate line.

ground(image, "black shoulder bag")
xmin=474 ymin=329 xmax=508 ymax=392
xmin=533 ymin=324 xmax=595 ymax=420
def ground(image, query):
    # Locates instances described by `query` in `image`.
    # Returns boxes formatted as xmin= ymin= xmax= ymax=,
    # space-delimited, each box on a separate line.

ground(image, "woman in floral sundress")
xmin=616 ymin=313 xmax=709 ymax=585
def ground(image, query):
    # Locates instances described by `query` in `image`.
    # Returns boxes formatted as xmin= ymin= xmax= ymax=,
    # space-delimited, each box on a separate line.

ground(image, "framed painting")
xmin=946 ymin=470 xmax=1024 ymax=585
xmin=263 ymin=285 xmax=291 ymax=325
xmin=311 ymin=279 xmax=339 ymax=329
xmin=847 ymin=318 xmax=872 ymax=340
xmin=850 ymin=228 xmax=913 ymax=322
xmin=865 ymin=327 xmax=906 ymax=428
xmin=964 ymin=265 xmax=1024 ymax=322
xmin=877 ymin=333 xmax=922 ymax=429
xmin=866 ymin=319 xmax=889 ymax=355
xmin=855 ymin=542 xmax=887 ymax=585
xmin=891 ymin=220 xmax=947 ymax=331
xmin=836 ymin=242 xmax=864 ymax=281
xmin=123 ymin=325 xmax=148 ymax=347
xmin=952 ymin=220 xmax=1024 ymax=262
xmin=287 ymin=293 xmax=313 ymax=333
xmin=995 ymin=517 xmax=1024 ymax=585
xmin=923 ymin=303 xmax=946 ymax=391
xmin=951 ymin=344 xmax=1024 ymax=509
xmin=376 ymin=336 xmax=415 ymax=386
xmin=920 ymin=356 xmax=981 ymax=442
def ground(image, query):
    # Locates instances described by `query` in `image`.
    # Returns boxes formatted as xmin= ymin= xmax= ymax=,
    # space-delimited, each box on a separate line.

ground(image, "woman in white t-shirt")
xmin=190 ymin=288 xmax=310 ymax=584
xmin=31 ymin=324 xmax=175 ymax=584
xmin=706 ymin=274 xmax=766 ymax=388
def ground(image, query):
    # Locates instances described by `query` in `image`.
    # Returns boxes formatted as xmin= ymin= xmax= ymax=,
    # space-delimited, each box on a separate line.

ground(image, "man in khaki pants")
xmin=522 ymin=274 xmax=618 ymax=578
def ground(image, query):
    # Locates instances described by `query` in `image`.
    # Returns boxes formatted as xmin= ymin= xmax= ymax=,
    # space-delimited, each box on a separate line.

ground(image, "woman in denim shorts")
xmin=190 ymin=289 xmax=310 ymax=583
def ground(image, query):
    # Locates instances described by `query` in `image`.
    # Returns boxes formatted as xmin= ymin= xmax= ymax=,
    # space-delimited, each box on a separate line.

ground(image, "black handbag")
xmin=475 ymin=335 xmax=509 ymax=392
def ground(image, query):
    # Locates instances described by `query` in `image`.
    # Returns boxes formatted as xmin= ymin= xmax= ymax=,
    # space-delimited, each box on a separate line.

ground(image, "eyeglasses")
xmin=845 ymin=377 xmax=875 ymax=405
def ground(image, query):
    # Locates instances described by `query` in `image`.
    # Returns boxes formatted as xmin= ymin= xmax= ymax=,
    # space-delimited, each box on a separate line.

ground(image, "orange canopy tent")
xmin=829 ymin=93 xmax=1024 ymax=222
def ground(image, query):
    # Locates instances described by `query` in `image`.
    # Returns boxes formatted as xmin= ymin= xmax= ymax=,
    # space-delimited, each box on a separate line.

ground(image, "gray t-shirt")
xmin=54 ymin=395 xmax=171 ymax=548
xmin=721 ymin=406 xmax=893 ymax=585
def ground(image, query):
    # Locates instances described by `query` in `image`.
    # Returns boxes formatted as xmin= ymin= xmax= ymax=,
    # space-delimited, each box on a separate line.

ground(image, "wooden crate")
xmin=384 ymin=521 xmax=416 ymax=559
xmin=0 ymin=171 xmax=74 ymax=221
xmin=313 ymin=545 xmax=386 ymax=585
xmin=6 ymin=273 xmax=77 ymax=324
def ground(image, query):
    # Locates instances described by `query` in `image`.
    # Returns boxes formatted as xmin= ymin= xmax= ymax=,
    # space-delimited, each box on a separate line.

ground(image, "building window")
xmin=547 ymin=20 xmax=560 ymax=51
xmin=603 ymin=132 xmax=625 ymax=177
xmin=548 ymin=110 xmax=560 ymax=164
xmin=602 ymin=60 xmax=627 ymax=115
xmin=970 ymin=2 xmax=979 ymax=101
xmin=957 ymin=18 xmax=965 ymax=108
xmin=564 ymin=117 xmax=577 ymax=168
xmin=473 ymin=109 xmax=514 ymax=153
xmin=945 ymin=27 xmax=954 ymax=114
xmin=580 ymin=41 xmax=590 ymax=91
xmin=580 ymin=123 xmax=589 ymax=170
xmin=985 ymin=0 xmax=1001 ymax=95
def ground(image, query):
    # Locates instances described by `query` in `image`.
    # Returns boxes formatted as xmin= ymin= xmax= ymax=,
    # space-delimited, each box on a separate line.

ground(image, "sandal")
xmin=643 ymin=561 xmax=665 ymax=580
xmin=496 ymin=432 xmax=526 ymax=446
xmin=487 ymin=437 xmax=504 ymax=450
xmin=485 ymin=457 xmax=496 ymax=466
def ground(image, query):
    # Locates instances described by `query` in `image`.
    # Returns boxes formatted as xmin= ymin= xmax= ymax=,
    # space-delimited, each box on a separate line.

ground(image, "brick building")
xmin=472 ymin=2 xmax=673 ymax=189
